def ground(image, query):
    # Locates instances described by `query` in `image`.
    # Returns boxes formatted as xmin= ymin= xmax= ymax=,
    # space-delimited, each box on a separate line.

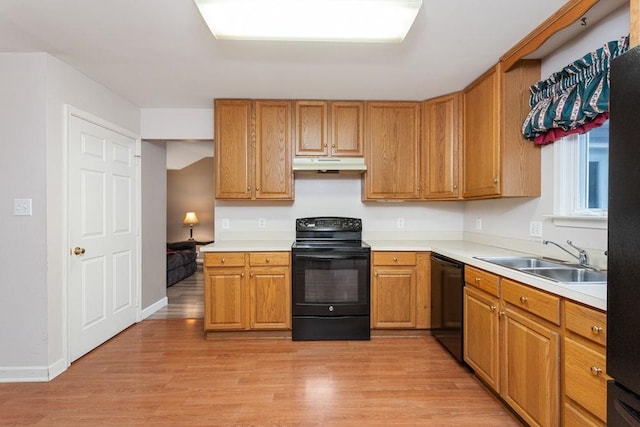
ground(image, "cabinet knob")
xmin=519 ymin=296 xmax=528 ymax=303
xmin=591 ymin=325 xmax=603 ymax=334
xmin=241 ymin=272 xmax=244 ymax=277
xmin=250 ymin=273 xmax=253 ymax=277
xmin=266 ymin=258 xmax=270 ymax=263
xmin=453 ymin=185 xmax=458 ymax=189
xmin=247 ymin=186 xmax=251 ymax=191
xmin=493 ymin=177 xmax=499 ymax=184
xmin=324 ymin=143 xmax=328 ymax=148
xmin=498 ymin=311 xmax=505 ymax=317
xmin=221 ymin=258 xmax=225 ymax=263
xmin=489 ymin=305 xmax=497 ymax=311
xmin=590 ymin=366 xmax=603 ymax=376
xmin=393 ymin=257 xmax=398 ymax=262
xmin=332 ymin=144 xmax=335 ymax=148
xmin=475 ymin=277 xmax=480 ymax=284
xmin=375 ymin=272 xmax=378 ymax=277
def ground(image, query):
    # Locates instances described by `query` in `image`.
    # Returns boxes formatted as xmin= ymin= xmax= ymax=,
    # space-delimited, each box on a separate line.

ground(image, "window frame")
xmin=551 ymin=128 xmax=608 ymax=230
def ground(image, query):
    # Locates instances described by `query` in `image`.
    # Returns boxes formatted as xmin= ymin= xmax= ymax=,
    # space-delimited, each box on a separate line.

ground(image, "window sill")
xmin=544 ymin=215 xmax=608 ymax=230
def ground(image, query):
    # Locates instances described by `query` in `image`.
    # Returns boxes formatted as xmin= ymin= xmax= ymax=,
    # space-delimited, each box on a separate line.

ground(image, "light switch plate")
xmin=258 ymin=218 xmax=266 ymax=229
xmin=529 ymin=221 xmax=543 ymax=237
xmin=14 ymin=198 xmax=32 ymax=216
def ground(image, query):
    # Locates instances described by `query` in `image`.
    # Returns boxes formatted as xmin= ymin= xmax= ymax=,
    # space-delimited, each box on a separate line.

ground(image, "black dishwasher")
xmin=430 ymin=253 xmax=464 ymax=363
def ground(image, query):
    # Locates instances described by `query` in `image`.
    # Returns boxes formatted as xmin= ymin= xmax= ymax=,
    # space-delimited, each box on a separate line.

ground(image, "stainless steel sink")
xmin=475 ymin=256 xmax=607 ymax=284
xmin=478 ymin=257 xmax=560 ymax=269
xmin=519 ymin=267 xmax=607 ymax=284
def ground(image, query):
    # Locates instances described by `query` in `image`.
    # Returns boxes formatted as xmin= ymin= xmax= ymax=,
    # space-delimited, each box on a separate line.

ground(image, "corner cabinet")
xmin=364 ymin=102 xmax=421 ymax=200
xmin=462 ymin=60 xmax=541 ymax=199
xmin=421 ymin=93 xmax=462 ymax=199
xmin=214 ymin=99 xmax=293 ymax=200
xmin=204 ymin=251 xmax=291 ymax=332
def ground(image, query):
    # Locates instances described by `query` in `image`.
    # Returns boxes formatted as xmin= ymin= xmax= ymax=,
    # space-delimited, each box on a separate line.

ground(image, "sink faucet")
xmin=543 ymin=240 xmax=590 ymax=267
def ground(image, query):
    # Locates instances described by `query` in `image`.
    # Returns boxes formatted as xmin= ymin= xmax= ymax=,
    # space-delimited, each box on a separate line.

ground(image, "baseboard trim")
xmin=0 ymin=366 xmax=50 ymax=383
xmin=140 ymin=296 xmax=168 ymax=320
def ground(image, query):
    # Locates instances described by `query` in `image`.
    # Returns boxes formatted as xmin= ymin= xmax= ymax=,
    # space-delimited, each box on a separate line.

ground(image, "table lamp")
xmin=183 ymin=212 xmax=199 ymax=240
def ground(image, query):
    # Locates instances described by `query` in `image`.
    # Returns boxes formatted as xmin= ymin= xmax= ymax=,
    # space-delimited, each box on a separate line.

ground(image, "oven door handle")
xmin=294 ymin=253 xmax=368 ymax=260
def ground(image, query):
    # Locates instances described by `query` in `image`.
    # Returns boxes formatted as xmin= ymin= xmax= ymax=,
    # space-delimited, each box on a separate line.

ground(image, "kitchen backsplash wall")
xmin=215 ymin=174 xmax=465 ymax=242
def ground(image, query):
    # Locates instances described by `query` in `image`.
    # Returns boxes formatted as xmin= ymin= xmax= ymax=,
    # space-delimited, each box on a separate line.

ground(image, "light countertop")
xmin=201 ymin=239 xmax=606 ymax=311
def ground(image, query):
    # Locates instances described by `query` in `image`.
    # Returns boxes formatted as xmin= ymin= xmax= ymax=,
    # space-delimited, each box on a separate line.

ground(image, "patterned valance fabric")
xmin=522 ymin=36 xmax=629 ymax=145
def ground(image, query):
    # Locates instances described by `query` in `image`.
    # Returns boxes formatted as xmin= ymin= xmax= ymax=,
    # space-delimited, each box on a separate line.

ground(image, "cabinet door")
xmin=463 ymin=286 xmax=500 ymax=392
xmin=463 ymin=67 xmax=501 ymax=198
xmin=330 ymin=101 xmax=364 ymax=157
xmin=295 ymin=100 xmax=328 ymax=156
xmin=502 ymin=307 xmax=560 ymax=427
xmin=422 ymin=93 xmax=461 ymax=199
xmin=254 ymin=100 xmax=293 ymax=200
xmin=249 ymin=266 xmax=291 ymax=330
xmin=365 ymin=102 xmax=421 ymax=200
xmin=372 ymin=267 xmax=417 ymax=328
xmin=204 ymin=267 xmax=246 ymax=330
xmin=214 ymin=99 xmax=252 ymax=199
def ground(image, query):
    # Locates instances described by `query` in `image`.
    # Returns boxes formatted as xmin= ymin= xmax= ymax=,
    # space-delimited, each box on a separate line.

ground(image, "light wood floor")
xmin=0 ymin=269 xmax=523 ymax=426
xmin=147 ymin=264 xmax=204 ymax=319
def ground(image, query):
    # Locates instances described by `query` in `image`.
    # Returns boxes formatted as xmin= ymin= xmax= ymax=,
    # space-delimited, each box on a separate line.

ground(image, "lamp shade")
xmin=183 ymin=212 xmax=200 ymax=226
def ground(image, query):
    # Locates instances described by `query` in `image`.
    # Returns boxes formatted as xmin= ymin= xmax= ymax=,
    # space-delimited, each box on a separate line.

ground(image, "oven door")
xmin=292 ymin=251 xmax=370 ymax=317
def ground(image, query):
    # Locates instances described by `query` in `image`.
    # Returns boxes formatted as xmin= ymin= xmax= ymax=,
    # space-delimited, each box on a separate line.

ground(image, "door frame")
xmin=63 ymin=105 xmax=142 ymax=367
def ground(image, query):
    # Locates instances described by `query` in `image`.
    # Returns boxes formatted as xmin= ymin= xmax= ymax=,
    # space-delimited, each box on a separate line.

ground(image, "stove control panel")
xmin=296 ymin=217 xmax=362 ymax=232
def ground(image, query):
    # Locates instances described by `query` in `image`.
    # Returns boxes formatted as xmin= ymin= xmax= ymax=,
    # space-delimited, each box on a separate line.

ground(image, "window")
xmin=552 ymin=121 xmax=608 ymax=229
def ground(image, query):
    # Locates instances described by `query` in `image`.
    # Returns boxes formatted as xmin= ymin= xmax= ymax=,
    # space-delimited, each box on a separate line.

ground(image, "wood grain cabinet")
xmin=501 ymin=279 xmax=561 ymax=427
xmin=462 ymin=60 xmax=541 ymax=199
xmin=371 ymin=252 xmax=430 ymax=329
xmin=464 ymin=267 xmax=501 ymax=392
xmin=364 ymin=102 xmax=421 ymax=200
xmin=294 ymin=100 xmax=364 ymax=157
xmin=214 ymin=99 xmax=293 ymax=200
xmin=463 ymin=267 xmax=561 ymax=427
xmin=421 ymin=92 xmax=462 ymax=199
xmin=204 ymin=251 xmax=291 ymax=332
xmin=562 ymin=301 xmax=608 ymax=426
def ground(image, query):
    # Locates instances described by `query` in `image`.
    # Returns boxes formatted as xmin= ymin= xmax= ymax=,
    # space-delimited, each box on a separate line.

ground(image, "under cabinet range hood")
xmin=292 ymin=157 xmax=367 ymax=173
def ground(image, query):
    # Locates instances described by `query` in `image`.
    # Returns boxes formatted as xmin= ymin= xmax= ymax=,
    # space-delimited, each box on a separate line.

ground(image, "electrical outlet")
xmin=529 ymin=221 xmax=543 ymax=237
xmin=475 ymin=218 xmax=482 ymax=230
xmin=258 ymin=218 xmax=266 ymax=229
xmin=14 ymin=198 xmax=32 ymax=216
xmin=396 ymin=218 xmax=405 ymax=228
xmin=222 ymin=218 xmax=230 ymax=229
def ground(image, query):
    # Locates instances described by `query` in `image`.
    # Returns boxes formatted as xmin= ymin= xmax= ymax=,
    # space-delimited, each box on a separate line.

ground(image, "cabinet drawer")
xmin=564 ymin=337 xmax=608 ymax=422
xmin=502 ymin=278 xmax=560 ymax=325
xmin=565 ymin=300 xmax=607 ymax=347
xmin=464 ymin=265 xmax=499 ymax=297
xmin=204 ymin=252 xmax=245 ymax=267
xmin=248 ymin=252 xmax=290 ymax=267
xmin=373 ymin=252 xmax=417 ymax=266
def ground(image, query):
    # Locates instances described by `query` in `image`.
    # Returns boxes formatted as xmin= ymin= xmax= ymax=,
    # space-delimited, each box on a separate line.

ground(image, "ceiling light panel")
xmin=194 ymin=0 xmax=422 ymax=43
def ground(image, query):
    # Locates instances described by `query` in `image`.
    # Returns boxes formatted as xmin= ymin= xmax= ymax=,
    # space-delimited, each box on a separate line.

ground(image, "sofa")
xmin=166 ymin=241 xmax=197 ymax=287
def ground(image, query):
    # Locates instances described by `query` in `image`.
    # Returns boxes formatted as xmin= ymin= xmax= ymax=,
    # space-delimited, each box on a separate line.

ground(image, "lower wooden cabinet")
xmin=204 ymin=251 xmax=291 ymax=331
xmin=501 ymin=306 xmax=560 ymax=427
xmin=371 ymin=251 xmax=430 ymax=329
xmin=562 ymin=301 xmax=608 ymax=425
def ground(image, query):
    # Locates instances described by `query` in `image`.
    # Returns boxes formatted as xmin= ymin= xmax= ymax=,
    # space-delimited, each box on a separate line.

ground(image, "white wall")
xmin=140 ymin=108 xmax=213 ymax=140
xmin=0 ymin=53 xmax=49 ymax=380
xmin=463 ymin=5 xmax=629 ymax=267
xmin=0 ymin=52 xmax=141 ymax=382
xmin=215 ymin=175 xmax=465 ymax=242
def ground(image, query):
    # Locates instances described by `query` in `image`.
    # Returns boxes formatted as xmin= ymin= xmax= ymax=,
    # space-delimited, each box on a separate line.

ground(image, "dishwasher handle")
xmin=431 ymin=253 xmax=463 ymax=269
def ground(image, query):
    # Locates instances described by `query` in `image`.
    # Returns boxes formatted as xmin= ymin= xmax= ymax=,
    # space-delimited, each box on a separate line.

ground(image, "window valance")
xmin=522 ymin=36 xmax=629 ymax=145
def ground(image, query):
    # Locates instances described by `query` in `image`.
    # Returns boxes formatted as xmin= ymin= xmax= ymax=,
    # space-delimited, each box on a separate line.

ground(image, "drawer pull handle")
xmin=519 ymin=296 xmax=528 ymax=303
xmin=221 ymin=258 xmax=225 ymax=263
xmin=591 ymin=325 xmax=603 ymax=334
xmin=590 ymin=366 xmax=602 ymax=376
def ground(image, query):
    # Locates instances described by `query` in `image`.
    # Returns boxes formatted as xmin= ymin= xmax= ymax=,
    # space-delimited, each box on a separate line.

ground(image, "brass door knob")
xmin=73 ymin=247 xmax=86 ymax=255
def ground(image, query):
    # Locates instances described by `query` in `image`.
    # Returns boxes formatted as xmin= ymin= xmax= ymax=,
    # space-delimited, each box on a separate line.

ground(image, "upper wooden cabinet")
xmin=294 ymin=100 xmax=364 ymax=157
xmin=364 ymin=101 xmax=421 ymax=200
xmin=421 ymin=93 xmax=462 ymax=200
xmin=462 ymin=60 xmax=541 ymax=199
xmin=215 ymin=99 xmax=293 ymax=200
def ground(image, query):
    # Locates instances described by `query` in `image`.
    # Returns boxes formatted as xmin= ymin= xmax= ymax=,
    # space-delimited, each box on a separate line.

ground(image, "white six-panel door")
xmin=68 ymin=112 xmax=139 ymax=362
